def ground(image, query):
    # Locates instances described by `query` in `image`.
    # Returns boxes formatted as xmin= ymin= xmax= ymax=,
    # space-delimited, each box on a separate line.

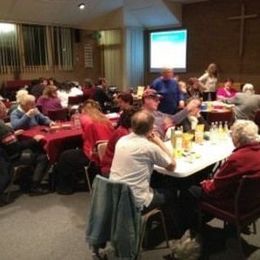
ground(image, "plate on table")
xmin=106 ymin=113 xmax=119 ymax=119
xmin=62 ymin=123 xmax=71 ymax=130
xmin=49 ymin=125 xmax=61 ymax=132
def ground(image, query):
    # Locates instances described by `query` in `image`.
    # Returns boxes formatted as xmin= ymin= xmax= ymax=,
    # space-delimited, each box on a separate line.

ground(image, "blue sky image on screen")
xmin=150 ymin=30 xmax=187 ymax=71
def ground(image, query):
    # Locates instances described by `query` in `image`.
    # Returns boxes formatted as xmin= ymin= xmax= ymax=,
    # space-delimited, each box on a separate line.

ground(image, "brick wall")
xmin=145 ymin=0 xmax=260 ymax=93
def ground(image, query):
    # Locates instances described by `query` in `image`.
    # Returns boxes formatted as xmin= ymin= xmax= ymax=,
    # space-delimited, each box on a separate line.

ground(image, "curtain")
xmin=99 ymin=30 xmax=122 ymax=89
xmin=0 ymin=23 xmax=20 ymax=74
xmin=0 ymin=23 xmax=73 ymax=73
xmin=53 ymin=27 xmax=73 ymax=71
xmin=124 ymin=27 xmax=144 ymax=89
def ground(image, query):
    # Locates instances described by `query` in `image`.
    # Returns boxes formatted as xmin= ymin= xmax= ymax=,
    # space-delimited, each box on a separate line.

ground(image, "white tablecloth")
xmin=154 ymin=138 xmax=234 ymax=178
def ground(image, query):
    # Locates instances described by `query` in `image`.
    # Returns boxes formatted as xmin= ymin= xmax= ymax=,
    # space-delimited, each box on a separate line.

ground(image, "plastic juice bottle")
xmin=174 ymin=130 xmax=183 ymax=157
xmin=218 ymin=121 xmax=224 ymax=140
xmin=71 ymin=110 xmax=81 ymax=129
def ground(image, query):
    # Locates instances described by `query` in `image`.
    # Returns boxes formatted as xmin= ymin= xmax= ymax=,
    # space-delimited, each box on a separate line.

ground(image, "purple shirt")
xmin=36 ymin=96 xmax=62 ymax=115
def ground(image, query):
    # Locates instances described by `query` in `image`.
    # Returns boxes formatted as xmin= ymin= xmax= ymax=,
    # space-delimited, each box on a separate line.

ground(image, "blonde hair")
xmin=16 ymin=89 xmax=28 ymax=103
xmin=0 ymin=101 xmax=7 ymax=116
xmin=43 ymin=85 xmax=58 ymax=98
xmin=81 ymin=99 xmax=110 ymax=123
xmin=207 ymin=63 xmax=218 ymax=77
xmin=231 ymin=120 xmax=258 ymax=146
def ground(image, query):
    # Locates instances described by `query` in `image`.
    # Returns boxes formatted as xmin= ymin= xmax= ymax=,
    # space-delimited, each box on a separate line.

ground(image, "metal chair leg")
xmin=6 ymin=166 xmax=21 ymax=202
xmin=159 ymin=210 xmax=169 ymax=248
xmin=84 ymin=163 xmax=92 ymax=194
xmin=252 ymin=222 xmax=257 ymax=234
xmin=137 ymin=218 xmax=148 ymax=259
xmin=236 ymin=223 xmax=246 ymax=260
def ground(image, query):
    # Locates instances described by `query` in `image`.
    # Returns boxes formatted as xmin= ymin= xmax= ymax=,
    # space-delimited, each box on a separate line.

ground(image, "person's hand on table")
xmin=49 ymin=121 xmax=56 ymax=127
xmin=14 ymin=129 xmax=24 ymax=136
xmin=165 ymin=160 xmax=176 ymax=172
xmin=26 ymin=108 xmax=39 ymax=117
xmin=33 ymin=135 xmax=45 ymax=142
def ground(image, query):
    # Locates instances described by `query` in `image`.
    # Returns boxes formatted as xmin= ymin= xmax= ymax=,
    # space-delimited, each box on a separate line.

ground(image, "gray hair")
xmin=231 ymin=120 xmax=259 ymax=146
xmin=16 ymin=89 xmax=28 ymax=103
xmin=242 ymin=83 xmax=254 ymax=94
xmin=20 ymin=94 xmax=35 ymax=106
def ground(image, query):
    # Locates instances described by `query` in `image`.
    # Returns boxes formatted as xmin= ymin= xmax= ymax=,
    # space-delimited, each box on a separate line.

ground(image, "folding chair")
xmin=68 ymin=95 xmax=85 ymax=106
xmin=84 ymin=141 xmax=108 ymax=194
xmin=87 ymin=175 xmax=169 ymax=260
xmin=47 ymin=108 xmax=69 ymax=121
xmin=198 ymin=174 xmax=260 ymax=258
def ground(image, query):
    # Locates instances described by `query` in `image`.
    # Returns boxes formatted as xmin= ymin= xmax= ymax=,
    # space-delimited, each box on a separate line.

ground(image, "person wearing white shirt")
xmin=199 ymin=63 xmax=218 ymax=101
xmin=110 ymin=110 xmax=178 ymax=237
xmin=57 ymin=81 xmax=83 ymax=108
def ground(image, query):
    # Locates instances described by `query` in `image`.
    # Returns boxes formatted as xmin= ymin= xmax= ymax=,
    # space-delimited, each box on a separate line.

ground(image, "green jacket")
xmin=86 ymin=175 xmax=141 ymax=259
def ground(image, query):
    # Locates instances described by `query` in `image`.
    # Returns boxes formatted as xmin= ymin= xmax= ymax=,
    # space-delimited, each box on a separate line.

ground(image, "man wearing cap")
xmin=225 ymin=83 xmax=260 ymax=120
xmin=142 ymin=89 xmax=200 ymax=138
xmin=151 ymin=68 xmax=184 ymax=115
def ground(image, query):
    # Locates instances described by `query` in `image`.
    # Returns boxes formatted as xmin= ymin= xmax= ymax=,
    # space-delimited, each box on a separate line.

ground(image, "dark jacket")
xmin=0 ymin=120 xmax=43 ymax=161
xmin=0 ymin=148 xmax=11 ymax=193
xmin=86 ymin=175 xmax=141 ymax=259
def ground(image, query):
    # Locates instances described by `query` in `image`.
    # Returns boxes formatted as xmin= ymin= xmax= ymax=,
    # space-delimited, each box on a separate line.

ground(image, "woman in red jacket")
xmin=181 ymin=119 xmax=260 ymax=229
xmin=100 ymin=108 xmax=137 ymax=176
xmin=56 ymin=100 xmax=114 ymax=194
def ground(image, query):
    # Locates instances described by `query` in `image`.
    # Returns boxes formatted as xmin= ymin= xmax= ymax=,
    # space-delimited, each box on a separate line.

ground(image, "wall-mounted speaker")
xmin=75 ymin=29 xmax=81 ymax=43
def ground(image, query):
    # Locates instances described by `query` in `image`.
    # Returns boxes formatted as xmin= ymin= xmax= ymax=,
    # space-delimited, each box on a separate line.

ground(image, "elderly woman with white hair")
xmin=201 ymin=120 xmax=260 ymax=201
xmin=8 ymin=89 xmax=29 ymax=115
xmin=10 ymin=94 xmax=54 ymax=130
xmin=180 ymin=120 xmax=260 ymax=229
xmin=242 ymin=83 xmax=255 ymax=94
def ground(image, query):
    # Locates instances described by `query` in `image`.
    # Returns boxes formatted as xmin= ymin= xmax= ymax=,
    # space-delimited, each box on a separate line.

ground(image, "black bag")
xmin=18 ymin=149 xmax=36 ymax=165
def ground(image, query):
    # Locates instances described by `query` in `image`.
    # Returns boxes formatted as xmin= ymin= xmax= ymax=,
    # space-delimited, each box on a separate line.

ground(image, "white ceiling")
xmin=0 ymin=0 xmax=207 ymax=29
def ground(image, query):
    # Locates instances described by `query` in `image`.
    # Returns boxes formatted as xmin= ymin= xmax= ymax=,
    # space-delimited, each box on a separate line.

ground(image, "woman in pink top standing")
xmin=216 ymin=78 xmax=237 ymax=101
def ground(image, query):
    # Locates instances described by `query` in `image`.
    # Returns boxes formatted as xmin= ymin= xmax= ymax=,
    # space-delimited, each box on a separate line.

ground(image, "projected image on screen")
xmin=150 ymin=29 xmax=187 ymax=72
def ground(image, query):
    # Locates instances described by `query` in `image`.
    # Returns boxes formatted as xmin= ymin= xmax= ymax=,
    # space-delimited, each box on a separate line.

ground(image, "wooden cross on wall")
xmin=228 ymin=2 xmax=258 ymax=57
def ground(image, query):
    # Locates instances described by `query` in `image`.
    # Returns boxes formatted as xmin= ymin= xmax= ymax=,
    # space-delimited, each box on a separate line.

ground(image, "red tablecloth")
xmin=20 ymin=123 xmax=82 ymax=163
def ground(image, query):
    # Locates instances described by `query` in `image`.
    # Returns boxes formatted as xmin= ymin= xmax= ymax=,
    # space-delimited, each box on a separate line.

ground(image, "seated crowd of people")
xmin=0 ymin=70 xmax=260 ymax=256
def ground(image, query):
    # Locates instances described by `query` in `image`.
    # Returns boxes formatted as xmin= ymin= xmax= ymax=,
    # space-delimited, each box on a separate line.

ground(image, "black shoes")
xmin=29 ymin=187 xmax=49 ymax=196
xmin=57 ymin=190 xmax=74 ymax=195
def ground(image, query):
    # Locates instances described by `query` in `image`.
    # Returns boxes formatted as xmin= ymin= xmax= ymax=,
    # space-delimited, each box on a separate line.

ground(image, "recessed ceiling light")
xmin=78 ymin=3 xmax=85 ymax=10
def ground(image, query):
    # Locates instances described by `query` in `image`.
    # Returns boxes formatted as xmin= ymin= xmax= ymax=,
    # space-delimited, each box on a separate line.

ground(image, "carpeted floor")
xmin=0 ymin=192 xmax=259 ymax=260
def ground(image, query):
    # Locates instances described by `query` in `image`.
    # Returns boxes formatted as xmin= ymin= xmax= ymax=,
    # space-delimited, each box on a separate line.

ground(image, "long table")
xmin=154 ymin=138 xmax=234 ymax=178
xmin=20 ymin=123 xmax=82 ymax=163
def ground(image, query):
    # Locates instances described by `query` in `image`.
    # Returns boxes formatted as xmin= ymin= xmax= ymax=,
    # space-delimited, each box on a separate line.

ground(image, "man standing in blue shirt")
xmin=151 ymin=68 xmax=184 ymax=114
